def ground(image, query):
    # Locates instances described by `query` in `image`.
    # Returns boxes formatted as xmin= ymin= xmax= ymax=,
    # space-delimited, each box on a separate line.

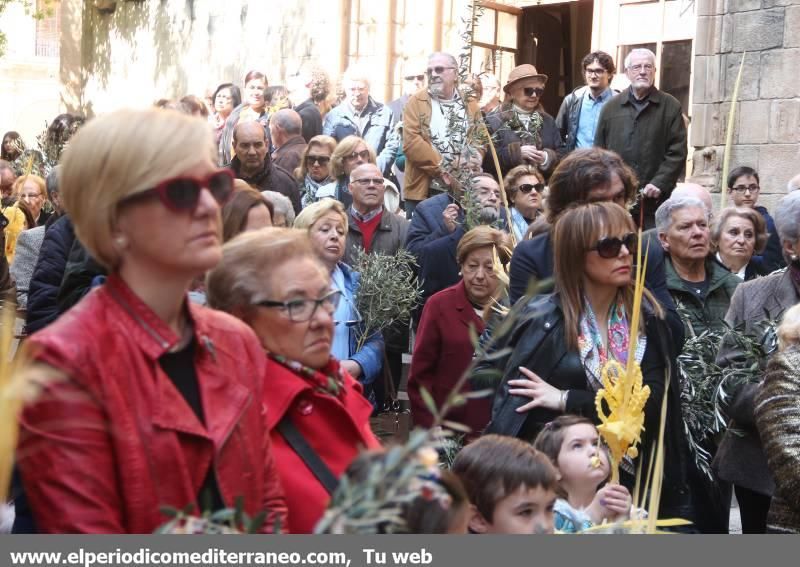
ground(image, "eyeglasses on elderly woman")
xmin=253 ymin=289 xmax=341 ymax=323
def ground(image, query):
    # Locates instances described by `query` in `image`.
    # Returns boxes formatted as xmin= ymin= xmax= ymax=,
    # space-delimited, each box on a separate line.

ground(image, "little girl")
xmin=534 ymin=415 xmax=632 ymax=532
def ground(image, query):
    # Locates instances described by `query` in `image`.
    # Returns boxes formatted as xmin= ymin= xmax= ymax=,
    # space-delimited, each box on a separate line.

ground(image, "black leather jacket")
xmin=480 ymin=293 xmax=693 ymax=520
xmin=554 ymin=86 xmax=586 ymax=153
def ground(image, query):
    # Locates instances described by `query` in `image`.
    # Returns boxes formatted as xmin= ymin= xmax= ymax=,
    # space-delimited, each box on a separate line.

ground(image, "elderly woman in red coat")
xmin=408 ymin=226 xmax=512 ymax=436
xmin=207 ymin=227 xmax=380 ymax=534
xmin=16 ymin=109 xmax=287 ymax=533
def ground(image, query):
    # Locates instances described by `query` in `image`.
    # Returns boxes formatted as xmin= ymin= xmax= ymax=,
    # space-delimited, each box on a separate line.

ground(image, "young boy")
xmin=452 ymin=434 xmax=558 ymax=534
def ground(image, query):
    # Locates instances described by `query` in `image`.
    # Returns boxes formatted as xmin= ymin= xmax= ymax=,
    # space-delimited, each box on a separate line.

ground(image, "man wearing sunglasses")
xmin=388 ymin=59 xmax=427 ymax=123
xmin=555 ymin=51 xmax=617 ymax=154
xmin=485 ymin=64 xmax=564 ymax=179
xmin=402 ymin=51 xmax=483 ymax=217
xmin=595 ymin=48 xmax=687 ymax=230
xmin=479 ymin=74 xmax=501 ymax=115
xmin=229 ymin=121 xmax=301 ymax=214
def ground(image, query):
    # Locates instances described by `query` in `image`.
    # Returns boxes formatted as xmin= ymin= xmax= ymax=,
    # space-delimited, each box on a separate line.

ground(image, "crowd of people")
xmin=2 ymin=46 xmax=800 ymax=536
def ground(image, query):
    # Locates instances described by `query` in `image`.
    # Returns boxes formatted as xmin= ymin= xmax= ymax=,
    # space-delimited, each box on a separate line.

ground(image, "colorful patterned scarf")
xmin=269 ymin=354 xmax=347 ymax=399
xmin=577 ymin=294 xmax=647 ymax=392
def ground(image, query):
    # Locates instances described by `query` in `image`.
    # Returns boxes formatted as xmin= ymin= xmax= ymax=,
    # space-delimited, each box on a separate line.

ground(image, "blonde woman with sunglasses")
xmin=16 ymin=109 xmax=287 ymax=533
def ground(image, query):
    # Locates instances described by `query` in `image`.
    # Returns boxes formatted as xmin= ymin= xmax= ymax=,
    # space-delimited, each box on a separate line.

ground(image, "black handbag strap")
xmin=381 ymin=351 xmax=398 ymax=403
xmin=277 ymin=414 xmax=339 ymax=495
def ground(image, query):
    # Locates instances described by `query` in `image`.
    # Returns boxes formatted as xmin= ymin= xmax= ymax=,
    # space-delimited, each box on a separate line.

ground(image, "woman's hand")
xmin=587 ymin=484 xmax=632 ymax=525
xmin=520 ymin=145 xmax=547 ymax=165
xmin=508 ymin=367 xmax=562 ymax=412
xmin=341 ymin=360 xmax=362 ymax=379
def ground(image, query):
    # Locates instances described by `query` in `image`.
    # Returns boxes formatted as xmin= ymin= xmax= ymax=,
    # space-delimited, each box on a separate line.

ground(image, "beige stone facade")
xmin=3 ymin=1 xmax=797 ymax=204
xmin=692 ymin=0 xmax=800 ymax=207
xmin=0 ymin=2 xmax=61 ymax=143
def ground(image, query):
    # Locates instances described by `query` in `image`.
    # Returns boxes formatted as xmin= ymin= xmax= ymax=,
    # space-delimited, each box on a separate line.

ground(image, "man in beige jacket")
xmin=402 ymin=52 xmax=482 ymax=217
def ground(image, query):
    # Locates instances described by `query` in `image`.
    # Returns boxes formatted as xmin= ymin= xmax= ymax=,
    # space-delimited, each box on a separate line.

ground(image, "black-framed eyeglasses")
xmin=731 ymin=184 xmax=760 ymax=194
xmin=254 ymin=290 xmax=341 ymax=323
xmin=427 ymin=66 xmax=456 ymax=75
xmin=589 ymin=232 xmax=637 ymax=259
xmin=351 ymin=177 xmax=384 ymax=186
xmin=516 ymin=183 xmax=545 ymax=194
xmin=585 ymin=68 xmax=607 ymax=76
xmin=405 ymin=74 xmax=425 ymax=81
xmin=523 ymin=87 xmax=545 ymax=97
xmin=345 ymin=149 xmax=371 ymax=161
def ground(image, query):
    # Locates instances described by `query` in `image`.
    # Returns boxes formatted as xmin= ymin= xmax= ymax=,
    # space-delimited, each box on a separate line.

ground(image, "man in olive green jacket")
xmin=595 ymin=48 xmax=687 ymax=229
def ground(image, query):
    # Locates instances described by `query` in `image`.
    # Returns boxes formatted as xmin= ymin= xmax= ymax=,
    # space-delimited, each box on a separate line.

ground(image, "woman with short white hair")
xmin=656 ymin=196 xmax=740 ymax=338
xmin=16 ymin=108 xmax=287 ymax=533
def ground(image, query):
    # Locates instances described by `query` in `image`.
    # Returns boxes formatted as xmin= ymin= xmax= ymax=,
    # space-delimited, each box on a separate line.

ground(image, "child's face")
xmin=556 ymin=424 xmax=610 ymax=489
xmin=473 ymin=485 xmax=557 ymax=534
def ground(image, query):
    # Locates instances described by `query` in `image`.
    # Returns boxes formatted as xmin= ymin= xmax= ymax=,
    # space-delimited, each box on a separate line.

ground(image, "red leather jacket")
xmin=17 ymin=274 xmax=288 ymax=533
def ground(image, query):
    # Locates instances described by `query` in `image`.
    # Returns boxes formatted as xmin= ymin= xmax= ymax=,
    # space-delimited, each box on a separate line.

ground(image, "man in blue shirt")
xmin=555 ymin=51 xmax=616 ymax=153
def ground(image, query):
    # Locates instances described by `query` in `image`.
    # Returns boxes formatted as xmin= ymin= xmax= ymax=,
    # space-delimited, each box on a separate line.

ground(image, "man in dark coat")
xmin=594 ymin=48 xmax=687 ymax=229
xmin=344 ymin=163 xmax=409 ymax=265
xmin=406 ymin=173 xmax=507 ymax=316
xmin=269 ymin=109 xmax=307 ymax=178
xmin=344 ymin=162 xmax=411 ymax=400
xmin=289 ymin=66 xmax=324 ymax=142
xmin=229 ymin=121 xmax=300 ymax=213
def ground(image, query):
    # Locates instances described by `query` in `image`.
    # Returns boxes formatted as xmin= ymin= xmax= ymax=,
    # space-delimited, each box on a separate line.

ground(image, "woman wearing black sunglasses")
xmin=206 ymin=227 xmax=380 ymax=533
xmin=296 ymin=134 xmax=337 ymax=208
xmin=483 ymin=201 xmax=693 ymax=522
xmin=484 ymin=64 xmax=565 ymax=179
xmin=15 ymin=108 xmax=287 ymax=533
xmin=504 ymin=165 xmax=545 ymax=242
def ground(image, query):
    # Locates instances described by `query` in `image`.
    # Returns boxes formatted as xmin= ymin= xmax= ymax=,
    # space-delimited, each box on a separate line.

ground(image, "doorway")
xmin=517 ymin=1 xmax=594 ymax=117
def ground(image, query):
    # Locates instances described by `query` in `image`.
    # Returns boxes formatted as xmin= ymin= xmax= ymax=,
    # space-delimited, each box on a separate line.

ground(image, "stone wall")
xmin=693 ymin=0 xmax=800 ymax=210
xmin=59 ymin=0 xmax=466 ymax=118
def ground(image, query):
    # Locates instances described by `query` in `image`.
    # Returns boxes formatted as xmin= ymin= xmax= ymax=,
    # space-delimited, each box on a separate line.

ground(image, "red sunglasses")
xmin=125 ymin=169 xmax=235 ymax=212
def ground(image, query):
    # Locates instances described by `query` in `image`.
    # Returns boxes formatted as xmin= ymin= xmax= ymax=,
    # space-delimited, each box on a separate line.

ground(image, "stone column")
xmin=59 ymin=0 xmax=87 ymax=115
xmin=693 ymin=0 xmax=800 ymax=208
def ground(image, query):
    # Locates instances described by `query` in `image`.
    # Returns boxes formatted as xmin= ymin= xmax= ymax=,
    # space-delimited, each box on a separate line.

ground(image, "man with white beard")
xmin=405 ymin=173 xmax=507 ymax=322
xmin=402 ymin=51 xmax=483 ymax=217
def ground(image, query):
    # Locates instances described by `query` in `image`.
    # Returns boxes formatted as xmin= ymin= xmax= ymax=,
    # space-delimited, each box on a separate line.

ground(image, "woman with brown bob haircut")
xmin=483 ymin=201 xmax=693 ymax=522
xmin=409 ymin=226 xmax=512 ymax=435
xmin=710 ymin=206 xmax=769 ymax=281
xmin=221 ymin=181 xmax=274 ymax=242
